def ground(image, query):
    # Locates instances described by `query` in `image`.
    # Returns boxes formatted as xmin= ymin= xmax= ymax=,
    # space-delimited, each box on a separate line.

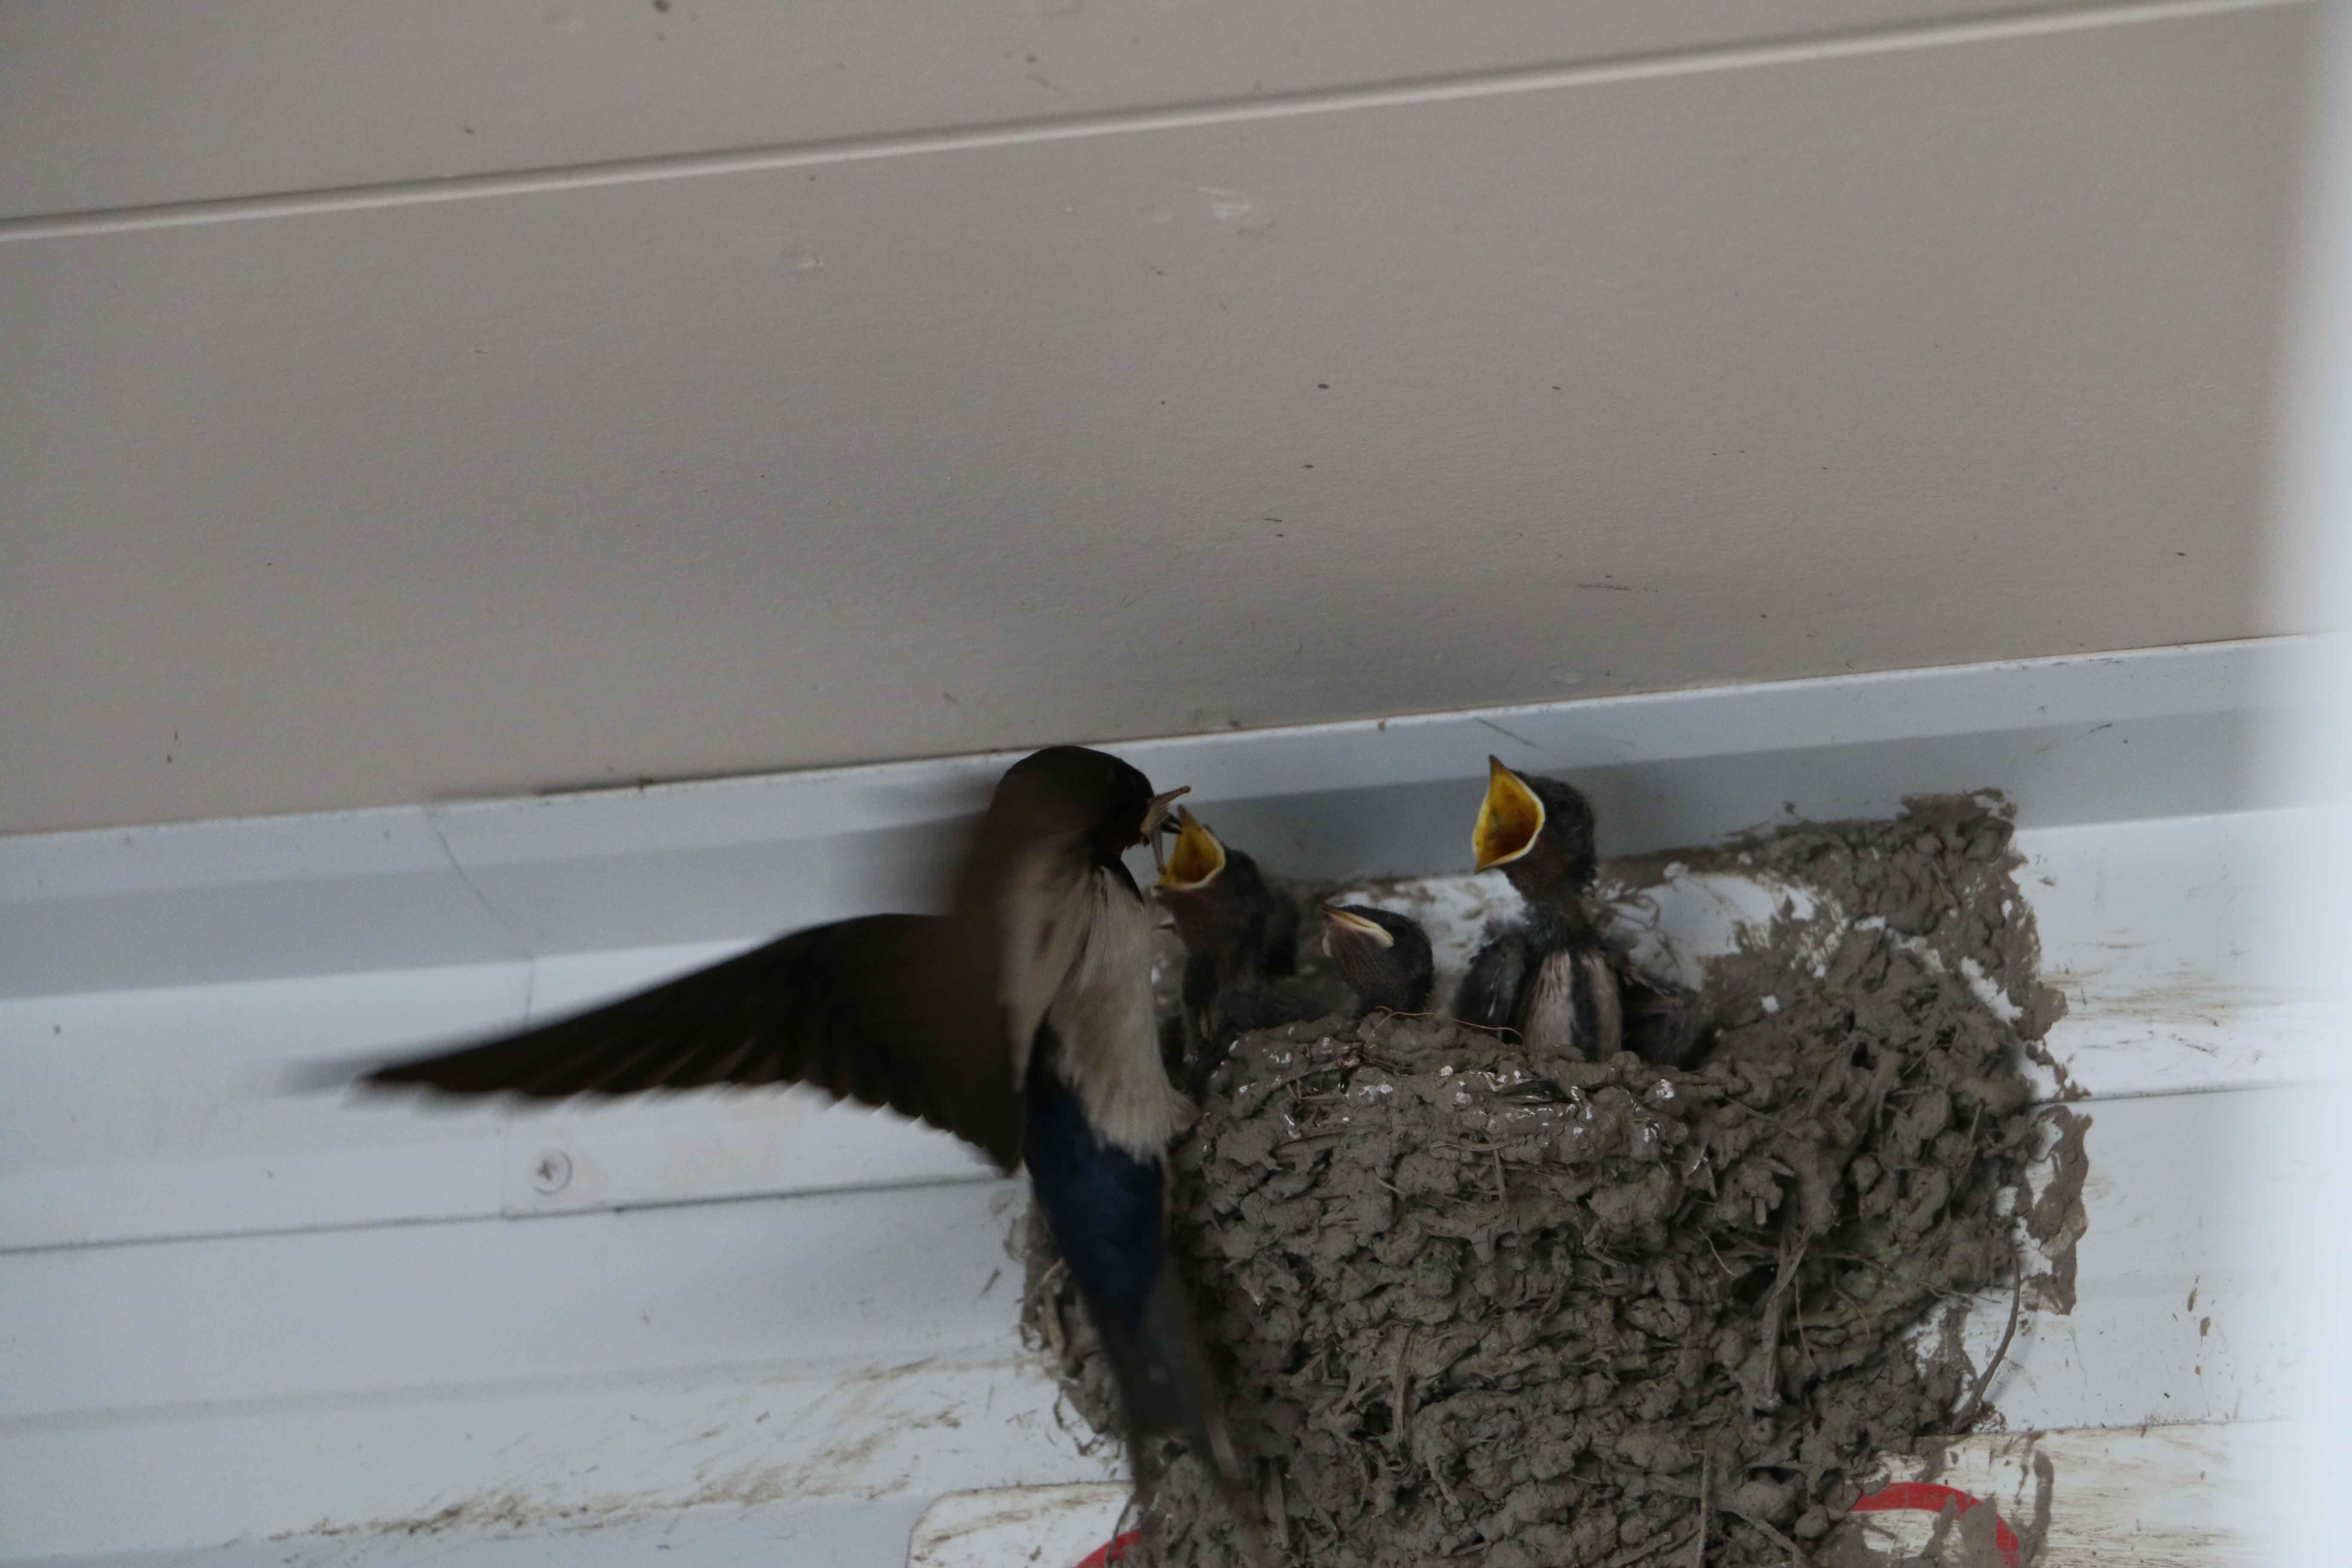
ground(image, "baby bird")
xmin=1153 ymin=808 xmax=1323 ymax=1088
xmin=1155 ymin=808 xmax=1298 ymax=992
xmin=1455 ymin=756 xmax=1703 ymax=1068
xmin=1471 ymin=752 xmax=1601 ymax=906
xmin=1616 ymin=963 xmax=1707 ymax=1071
xmin=1320 ymin=904 xmax=1435 ymax=1017
xmin=1453 ymin=756 xmax=1624 ymax=1062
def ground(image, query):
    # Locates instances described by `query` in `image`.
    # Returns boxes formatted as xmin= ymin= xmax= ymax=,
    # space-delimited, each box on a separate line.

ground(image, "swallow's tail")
xmin=1025 ymin=1062 xmax=1254 ymax=1509
xmin=1093 ymin=1267 xmax=1250 ymax=1503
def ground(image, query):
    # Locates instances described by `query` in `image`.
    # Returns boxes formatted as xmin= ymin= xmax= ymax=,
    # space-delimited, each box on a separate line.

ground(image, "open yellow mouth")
xmin=1155 ymin=806 xmax=1227 ymax=891
xmin=1139 ymin=785 xmax=1190 ymax=870
xmin=1321 ymin=906 xmax=1394 ymax=949
xmin=1472 ymin=755 xmax=1546 ymax=871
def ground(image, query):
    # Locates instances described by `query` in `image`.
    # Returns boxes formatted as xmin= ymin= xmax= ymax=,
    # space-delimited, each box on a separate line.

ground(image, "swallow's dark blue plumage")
xmin=1025 ymin=1054 xmax=1163 ymax=1332
xmin=1024 ymin=1038 xmax=1239 ymax=1486
xmin=339 ymin=745 xmax=1247 ymax=1500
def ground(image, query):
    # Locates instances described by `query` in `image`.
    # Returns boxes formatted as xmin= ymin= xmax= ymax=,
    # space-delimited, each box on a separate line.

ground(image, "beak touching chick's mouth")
xmin=1139 ymin=786 xmax=1190 ymax=872
xmin=1472 ymin=754 xmax=1546 ymax=871
xmin=1154 ymin=805 xmax=1225 ymax=889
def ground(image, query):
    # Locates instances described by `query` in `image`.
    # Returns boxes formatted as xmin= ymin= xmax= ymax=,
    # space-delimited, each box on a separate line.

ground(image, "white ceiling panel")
xmin=0 ymin=3 xmax=2311 ymax=830
xmin=0 ymin=0 xmax=2136 ymax=221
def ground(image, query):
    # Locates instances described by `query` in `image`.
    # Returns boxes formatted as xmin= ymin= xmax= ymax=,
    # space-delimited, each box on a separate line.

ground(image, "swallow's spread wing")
xmin=357 ymin=913 xmax=1024 ymax=1171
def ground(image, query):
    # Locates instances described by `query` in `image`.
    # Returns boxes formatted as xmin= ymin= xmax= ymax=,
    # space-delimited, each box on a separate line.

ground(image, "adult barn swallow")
xmin=346 ymin=746 xmax=1245 ymax=1498
xmin=1319 ymin=905 xmax=1435 ymax=1016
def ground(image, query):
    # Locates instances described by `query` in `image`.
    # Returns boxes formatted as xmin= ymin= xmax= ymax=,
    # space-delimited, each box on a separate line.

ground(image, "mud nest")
xmin=1024 ymin=798 xmax=2064 ymax=1567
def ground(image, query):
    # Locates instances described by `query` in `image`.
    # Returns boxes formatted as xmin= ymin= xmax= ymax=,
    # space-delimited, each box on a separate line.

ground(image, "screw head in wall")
xmin=531 ymin=1149 xmax=573 ymax=1194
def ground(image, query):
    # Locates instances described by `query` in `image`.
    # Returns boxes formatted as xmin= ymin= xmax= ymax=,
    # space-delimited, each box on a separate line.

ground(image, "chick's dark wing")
xmin=1452 ymin=930 xmax=1527 ymax=1032
xmin=359 ymin=913 xmax=1023 ymax=1170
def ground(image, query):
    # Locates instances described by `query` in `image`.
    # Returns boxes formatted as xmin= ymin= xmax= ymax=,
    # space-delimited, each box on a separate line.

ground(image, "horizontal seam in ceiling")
xmin=0 ymin=0 xmax=2300 ymax=242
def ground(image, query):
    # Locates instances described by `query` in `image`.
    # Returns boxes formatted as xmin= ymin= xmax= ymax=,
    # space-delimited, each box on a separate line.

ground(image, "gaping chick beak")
xmin=1472 ymin=754 xmax=1546 ymax=871
xmin=1320 ymin=905 xmax=1393 ymax=950
xmin=1154 ymin=805 xmax=1225 ymax=891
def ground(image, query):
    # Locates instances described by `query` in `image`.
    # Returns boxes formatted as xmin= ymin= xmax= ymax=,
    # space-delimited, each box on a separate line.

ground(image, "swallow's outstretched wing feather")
xmin=355 ymin=913 xmax=1024 ymax=1170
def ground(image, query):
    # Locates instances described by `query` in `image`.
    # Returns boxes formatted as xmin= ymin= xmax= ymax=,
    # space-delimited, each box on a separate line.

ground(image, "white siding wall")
xmin=0 ymin=643 xmax=2333 ymax=1562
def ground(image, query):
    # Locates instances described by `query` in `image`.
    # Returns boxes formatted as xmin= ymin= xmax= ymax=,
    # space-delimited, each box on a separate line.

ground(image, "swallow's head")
xmin=1319 ymin=903 xmax=1436 ymax=1015
xmin=1471 ymin=755 xmax=1597 ymax=898
xmin=998 ymin=746 xmax=1187 ymax=868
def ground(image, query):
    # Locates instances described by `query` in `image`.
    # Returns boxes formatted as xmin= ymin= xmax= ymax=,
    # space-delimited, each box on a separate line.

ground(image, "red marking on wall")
xmin=1075 ymin=1530 xmax=1141 ymax=1567
xmin=1851 ymin=1481 xmax=2022 ymax=1568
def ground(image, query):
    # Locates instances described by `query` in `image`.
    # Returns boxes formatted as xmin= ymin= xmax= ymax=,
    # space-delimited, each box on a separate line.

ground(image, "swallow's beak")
xmin=1472 ymin=754 xmax=1545 ymax=871
xmin=1140 ymin=786 xmax=1191 ymax=872
xmin=1155 ymin=805 xmax=1225 ymax=891
xmin=1320 ymin=905 xmax=1393 ymax=950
